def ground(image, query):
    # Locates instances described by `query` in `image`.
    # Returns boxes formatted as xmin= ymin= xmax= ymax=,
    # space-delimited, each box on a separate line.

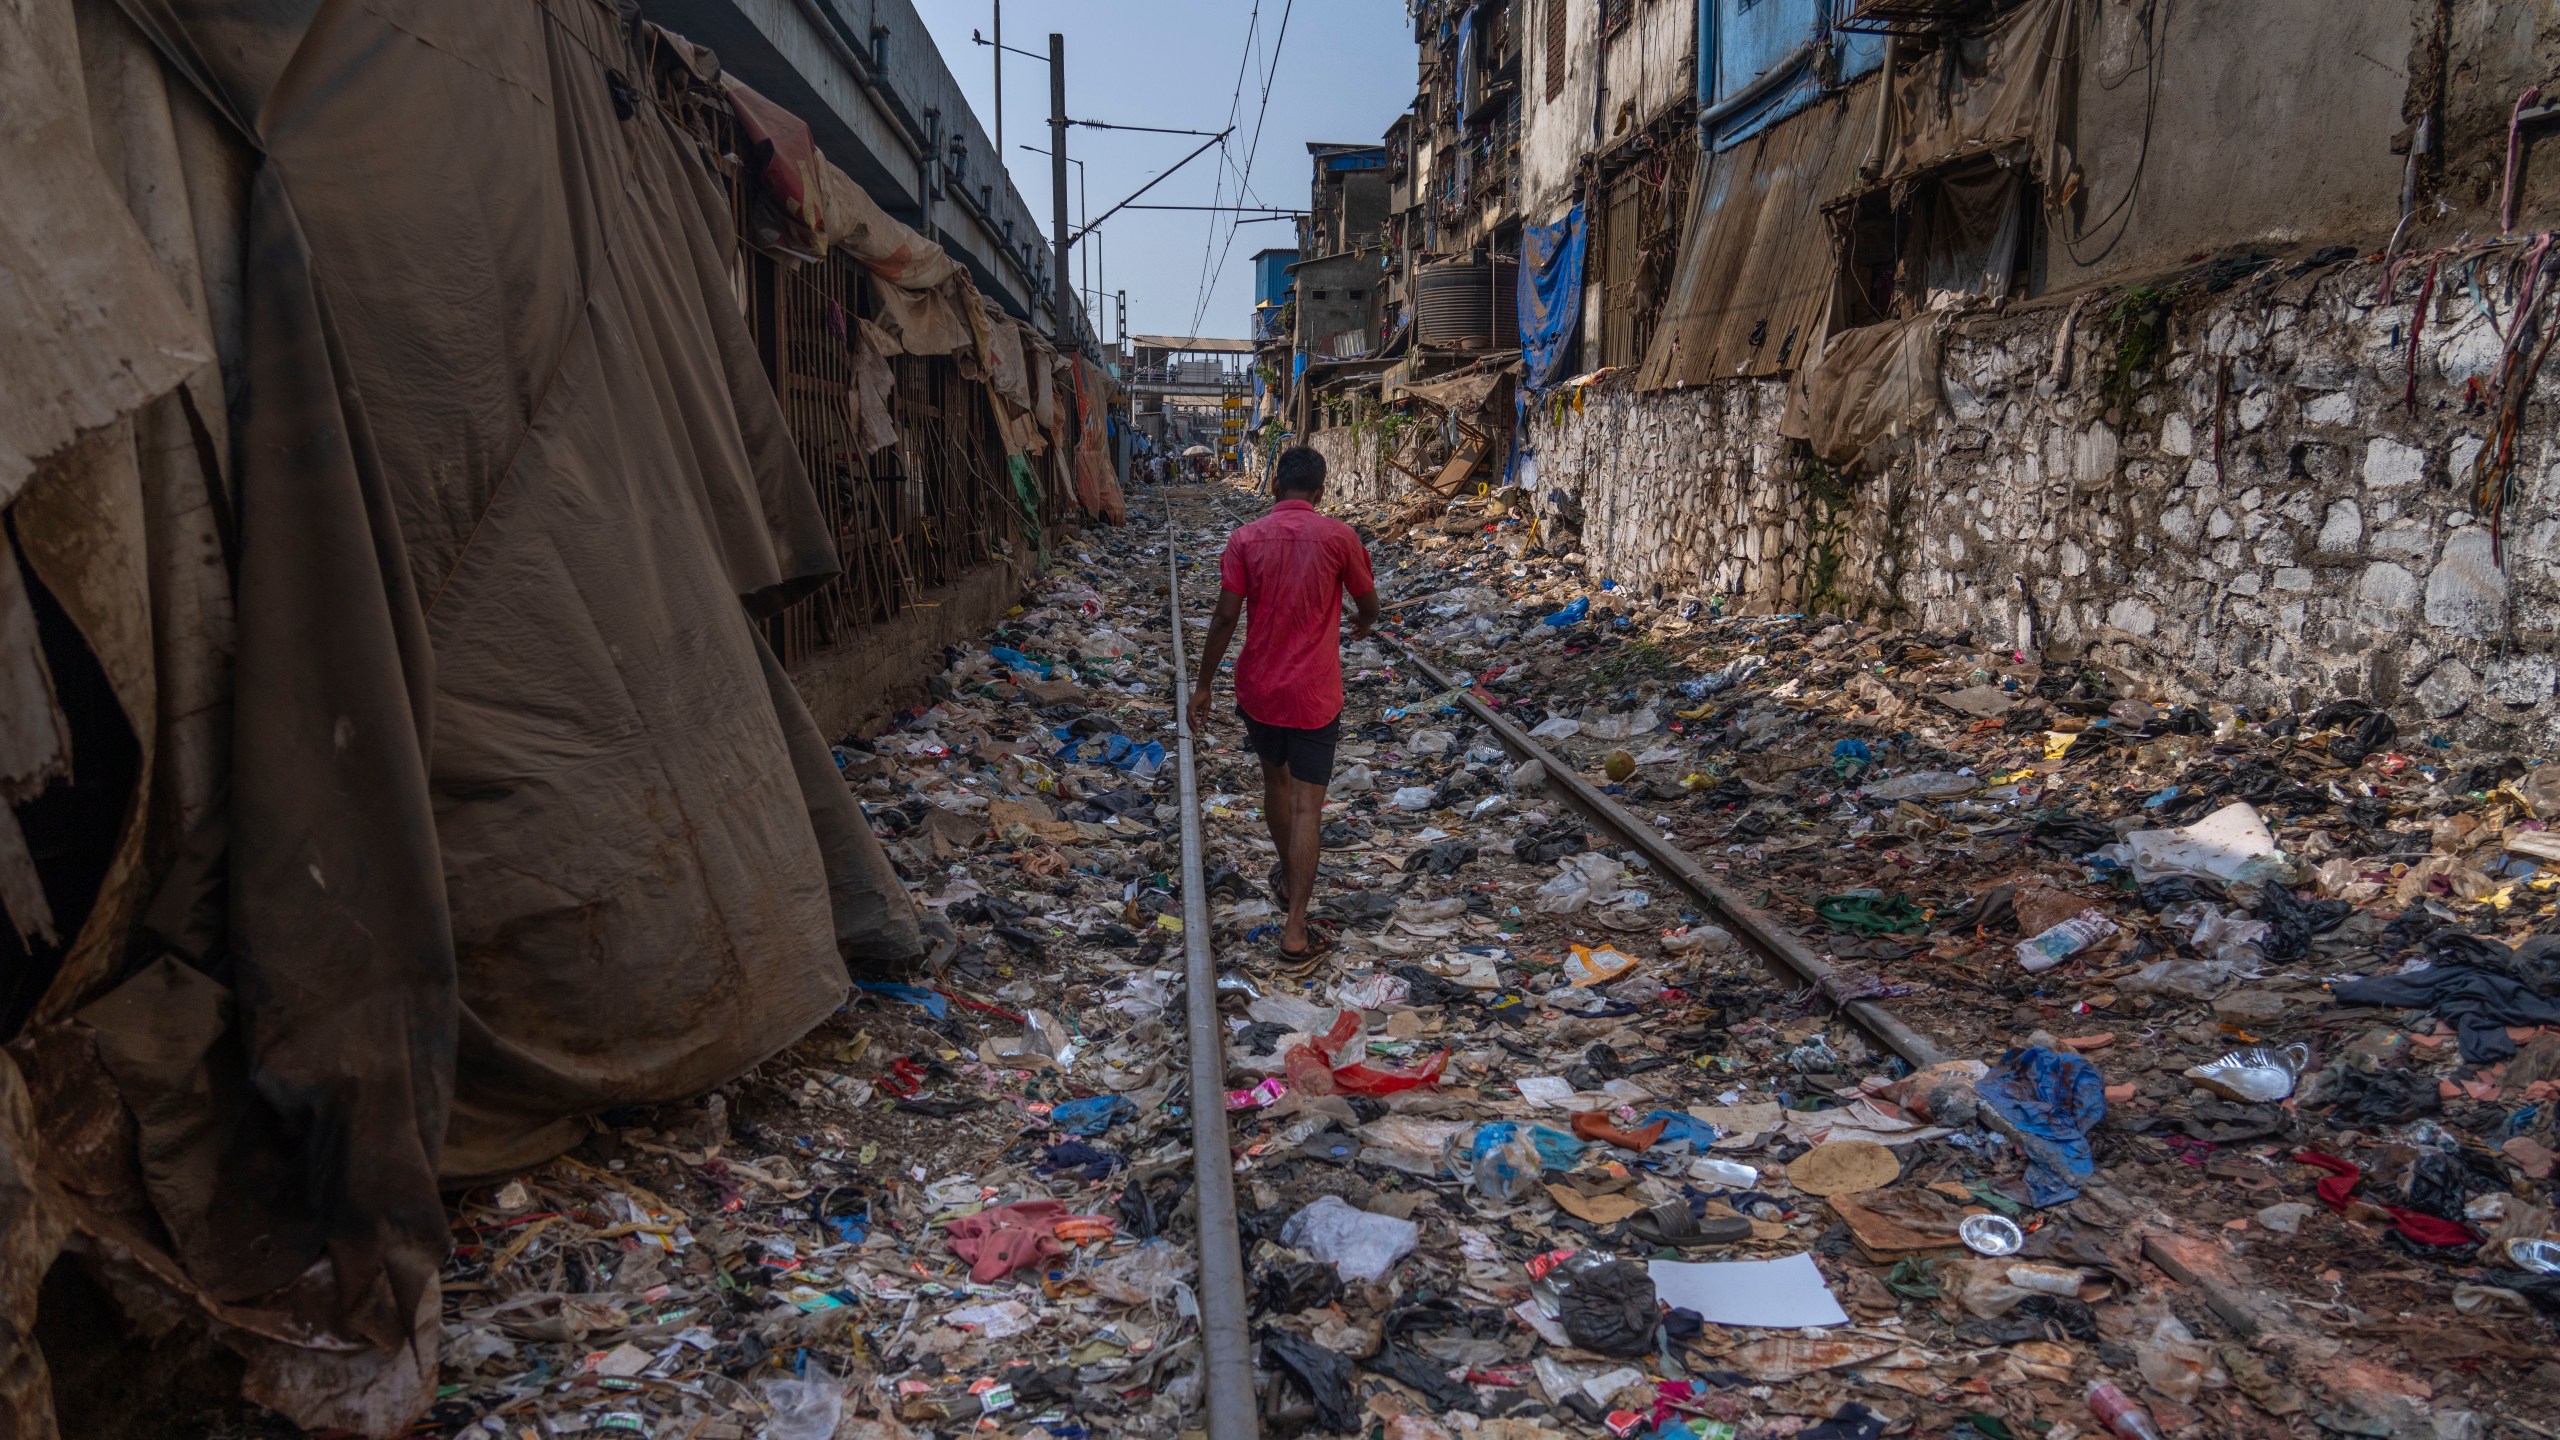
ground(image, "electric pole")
xmin=1048 ymin=33 xmax=1074 ymax=352
xmin=991 ymin=1 xmax=1001 ymax=157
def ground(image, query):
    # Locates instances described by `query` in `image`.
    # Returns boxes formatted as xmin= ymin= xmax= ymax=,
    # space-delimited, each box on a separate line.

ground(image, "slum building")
xmin=1280 ymin=0 xmax=2560 ymax=751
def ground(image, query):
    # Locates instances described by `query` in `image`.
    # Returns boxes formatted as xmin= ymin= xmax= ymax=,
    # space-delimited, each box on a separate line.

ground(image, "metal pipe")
xmin=1167 ymin=510 xmax=1260 ymax=1440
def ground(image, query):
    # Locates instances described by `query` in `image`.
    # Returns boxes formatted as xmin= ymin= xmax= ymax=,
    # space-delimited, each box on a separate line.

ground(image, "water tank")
xmin=1416 ymin=259 xmax=1493 ymax=348
xmin=1416 ymin=257 xmax=1522 ymax=350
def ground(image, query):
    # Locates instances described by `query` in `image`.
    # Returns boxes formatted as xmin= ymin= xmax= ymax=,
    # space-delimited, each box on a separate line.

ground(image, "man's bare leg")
xmin=1280 ymin=774 xmax=1325 ymax=953
xmin=1260 ymin=759 xmax=1294 ymax=899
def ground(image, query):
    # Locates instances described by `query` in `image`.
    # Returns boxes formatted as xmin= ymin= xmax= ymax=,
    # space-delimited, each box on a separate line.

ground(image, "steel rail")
xmin=1164 ymin=499 xmax=1260 ymax=1439
xmin=1378 ymin=637 xmax=1951 ymax=1071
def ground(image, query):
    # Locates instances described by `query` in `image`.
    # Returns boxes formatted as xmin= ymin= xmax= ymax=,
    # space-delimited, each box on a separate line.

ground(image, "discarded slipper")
xmin=1627 ymin=1200 xmax=1753 ymax=1249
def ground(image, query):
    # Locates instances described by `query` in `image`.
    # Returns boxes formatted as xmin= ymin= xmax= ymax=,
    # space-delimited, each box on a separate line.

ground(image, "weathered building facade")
xmin=1284 ymin=0 xmax=2560 ymax=746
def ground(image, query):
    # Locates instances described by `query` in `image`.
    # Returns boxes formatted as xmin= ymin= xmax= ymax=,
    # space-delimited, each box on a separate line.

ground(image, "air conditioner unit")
xmin=1836 ymin=0 xmax=1986 ymax=36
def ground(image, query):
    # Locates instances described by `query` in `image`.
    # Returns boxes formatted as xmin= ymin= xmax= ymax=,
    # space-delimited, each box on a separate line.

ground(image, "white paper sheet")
xmin=1647 ymin=1252 xmax=1850 ymax=1329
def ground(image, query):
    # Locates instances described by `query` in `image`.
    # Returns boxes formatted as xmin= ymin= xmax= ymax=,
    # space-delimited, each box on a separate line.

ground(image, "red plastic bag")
xmin=1285 ymin=1012 xmax=1447 ymax=1096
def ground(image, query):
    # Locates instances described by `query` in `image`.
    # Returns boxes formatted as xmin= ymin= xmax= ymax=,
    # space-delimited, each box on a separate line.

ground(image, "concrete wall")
xmin=1295 ymin=254 xmax=1379 ymax=350
xmin=1521 ymin=0 xmax=1602 ymax=220
xmin=2045 ymin=0 xmax=2414 ymax=290
xmin=1301 ymin=425 xmax=1398 ymax=508
xmin=792 ymin=555 xmax=1037 ymax=741
xmin=1525 ymin=258 xmax=2560 ymax=745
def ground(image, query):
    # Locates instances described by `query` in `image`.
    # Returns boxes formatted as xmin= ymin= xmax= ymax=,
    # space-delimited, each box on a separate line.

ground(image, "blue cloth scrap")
xmin=989 ymin=645 xmax=1051 ymax=679
xmin=1543 ymin=596 xmax=1590 ymax=627
xmin=854 ymin=981 xmax=948 ymax=1020
xmin=1639 ymin=1110 xmax=1723 ymax=1152
xmin=1050 ymin=1095 xmax=1137 ymax=1137
xmin=1975 ymin=1046 xmax=2109 ymax=1207
xmin=1037 ymin=1140 xmax=1125 ymax=1181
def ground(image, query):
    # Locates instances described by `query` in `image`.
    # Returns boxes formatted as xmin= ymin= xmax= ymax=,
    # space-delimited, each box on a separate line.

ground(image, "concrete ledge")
xmin=791 ymin=556 xmax=1034 ymax=742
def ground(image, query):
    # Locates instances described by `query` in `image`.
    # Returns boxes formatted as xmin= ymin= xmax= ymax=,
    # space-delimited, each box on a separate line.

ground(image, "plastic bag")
xmin=2125 ymin=802 xmax=2286 ymax=885
xmin=1391 ymin=785 xmax=1440 ymax=811
xmin=1661 ymin=923 xmax=1738 ymax=954
xmin=2134 ymin=1315 xmax=2213 ymax=1402
xmin=1284 ymin=1012 xmax=1446 ymax=1096
xmin=760 ymin=1369 xmax=845 ymax=1440
xmin=1537 ymin=854 xmax=1625 ymax=914
xmin=1561 ymin=943 xmax=1640 ymax=987
xmin=1556 ymin=1255 xmax=1659 ymax=1356
xmin=1506 ymin=758 xmax=1550 ymax=793
xmin=1463 ymin=1122 xmax=1544 ymax=1203
xmin=1543 ymin=596 xmax=1591 ymax=627
xmin=2122 ymin=957 xmax=2244 ymax=999
xmin=1280 ymin=1194 xmax=1418 ymax=1283
xmin=1086 ymin=1239 xmax=1195 ymax=1305
xmin=1328 ymin=763 xmax=1375 ymax=796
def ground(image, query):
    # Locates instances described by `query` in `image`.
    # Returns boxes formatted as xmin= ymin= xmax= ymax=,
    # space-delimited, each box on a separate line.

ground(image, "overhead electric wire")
xmin=1185 ymin=1 xmax=1264 ymax=340
xmin=1186 ymin=0 xmax=1296 ymax=339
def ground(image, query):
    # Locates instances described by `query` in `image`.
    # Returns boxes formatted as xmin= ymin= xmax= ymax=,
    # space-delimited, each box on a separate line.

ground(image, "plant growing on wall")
xmin=2097 ymin=282 xmax=2182 ymax=428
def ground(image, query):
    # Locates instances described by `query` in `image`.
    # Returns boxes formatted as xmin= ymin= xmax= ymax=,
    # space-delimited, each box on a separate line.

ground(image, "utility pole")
xmin=1048 ymin=32 xmax=1074 ymax=351
xmin=991 ymin=1 xmax=1001 ymax=157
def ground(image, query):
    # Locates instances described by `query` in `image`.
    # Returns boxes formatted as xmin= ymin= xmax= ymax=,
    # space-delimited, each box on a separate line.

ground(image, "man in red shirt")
xmin=1190 ymin=446 xmax=1379 ymax=960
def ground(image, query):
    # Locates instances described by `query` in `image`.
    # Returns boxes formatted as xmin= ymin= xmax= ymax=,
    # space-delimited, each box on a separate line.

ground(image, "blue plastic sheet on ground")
xmin=1543 ymin=596 xmax=1590 ymax=627
xmin=990 ymin=645 xmax=1051 ymax=679
xmin=1975 ymin=1046 xmax=2108 ymax=1206
xmin=1049 ymin=729 xmax=1167 ymax=779
xmin=1050 ymin=1095 xmax=1137 ymax=1136
xmin=1519 ymin=204 xmax=1588 ymax=391
xmin=1471 ymin=1121 xmax=1588 ymax=1171
xmin=855 ymin=981 xmax=948 ymax=1020
xmin=1640 ymin=1111 xmax=1723 ymax=1152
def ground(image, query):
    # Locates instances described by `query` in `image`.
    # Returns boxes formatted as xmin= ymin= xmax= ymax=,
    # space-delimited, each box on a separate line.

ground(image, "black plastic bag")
xmin=2255 ymin=883 xmax=2350 ymax=964
xmin=1253 ymin=1260 xmax=1343 ymax=1317
xmin=1362 ymin=1342 xmax=1477 ymax=1411
xmin=1402 ymin=840 xmax=1479 ymax=876
xmin=1260 ymin=1330 xmax=1360 ymax=1435
xmin=1558 ymin=1258 xmax=1659 ymax=1357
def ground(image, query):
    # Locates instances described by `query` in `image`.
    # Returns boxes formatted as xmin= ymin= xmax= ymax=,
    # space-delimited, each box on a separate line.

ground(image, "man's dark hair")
xmin=1271 ymin=445 xmax=1326 ymax=498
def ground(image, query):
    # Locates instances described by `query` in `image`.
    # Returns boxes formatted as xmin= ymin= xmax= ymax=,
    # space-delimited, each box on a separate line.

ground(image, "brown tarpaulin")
xmin=1635 ymin=97 xmax=1868 ymax=389
xmin=1868 ymin=0 xmax=2081 ymax=205
xmin=1779 ymin=312 xmax=1944 ymax=466
xmin=8 ymin=1 xmax=922 ymax=1431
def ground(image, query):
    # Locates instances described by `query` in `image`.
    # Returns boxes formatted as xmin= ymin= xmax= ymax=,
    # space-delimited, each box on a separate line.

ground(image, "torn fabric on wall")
xmin=1913 ymin=164 xmax=2028 ymax=305
xmin=1781 ymin=313 xmax=1945 ymax=466
xmin=1869 ymin=0 xmax=2082 ymax=206
xmin=1519 ymin=204 xmax=1588 ymax=391
xmin=851 ymin=319 xmax=903 ymax=455
xmin=1636 ymin=97 xmax=1868 ymax=389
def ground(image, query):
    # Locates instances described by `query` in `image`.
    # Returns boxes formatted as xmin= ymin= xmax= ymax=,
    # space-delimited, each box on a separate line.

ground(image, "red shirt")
xmin=1217 ymin=499 xmax=1375 ymax=728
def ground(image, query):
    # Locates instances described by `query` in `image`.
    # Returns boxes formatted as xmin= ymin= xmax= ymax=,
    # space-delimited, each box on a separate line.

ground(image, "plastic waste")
xmin=1860 ymin=770 xmax=1981 ymax=801
xmin=2133 ymin=1315 xmax=2213 ymax=1402
xmin=1085 ymin=1239 xmax=1195 ymax=1304
xmin=2122 ymin=957 xmax=2245 ymax=999
xmin=1555 ymin=1254 xmax=1659 ymax=1356
xmin=2125 ymin=801 xmax=2286 ymax=884
xmin=2087 ymin=1381 xmax=2166 ymax=1440
xmin=1281 ymin=1194 xmax=1419 ymax=1283
xmin=1536 ymin=853 xmax=1626 ymax=914
xmin=1975 ymin=1047 xmax=2109 ymax=1206
xmin=1543 ymin=596 xmax=1591 ymax=627
xmin=1506 ymin=757 xmax=1550 ymax=793
xmin=2014 ymin=910 xmax=2119 ymax=972
xmin=2255 ymin=1202 xmax=2315 ymax=1235
xmin=1689 ymin=1157 xmax=1760 ymax=1189
xmin=1328 ymin=762 xmax=1375 ymax=796
xmin=2182 ymin=904 xmax=2273 ymax=965
xmin=1959 ymin=1214 xmax=2025 ymax=1256
xmin=2183 ymin=1043 xmax=2310 ymax=1102
xmin=1661 ymin=923 xmax=1739 ymax=954
xmin=760 ymin=1369 xmax=845 ymax=1440
xmin=1464 ymin=1122 xmax=1544 ymax=1203
xmin=1528 ymin=715 xmax=1583 ymax=740
xmin=1049 ymin=1095 xmax=1136 ymax=1135
xmin=2507 ymin=1238 xmax=2560 ymax=1273
xmin=1561 ymin=943 xmax=1640 ymax=987
xmin=1391 ymin=785 xmax=1440 ymax=811
xmin=1284 ymin=1012 xmax=1447 ymax=1095
xmin=987 ymin=645 xmax=1051 ymax=679
xmin=1395 ymin=896 xmax=1469 ymax=923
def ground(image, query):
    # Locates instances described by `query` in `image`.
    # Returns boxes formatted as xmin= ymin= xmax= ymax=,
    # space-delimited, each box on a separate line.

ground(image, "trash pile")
xmin=401 ymin=481 xmax=2556 ymax=1440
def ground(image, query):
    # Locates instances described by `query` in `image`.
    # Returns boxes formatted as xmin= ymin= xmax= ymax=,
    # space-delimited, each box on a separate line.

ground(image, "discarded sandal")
xmin=1626 ymin=1201 xmax=1753 ymax=1249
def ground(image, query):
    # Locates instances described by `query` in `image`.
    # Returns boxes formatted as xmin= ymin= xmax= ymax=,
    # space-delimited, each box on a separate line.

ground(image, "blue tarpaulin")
xmin=1519 ymin=205 xmax=1587 ymax=392
xmin=1975 ymin=1046 xmax=2109 ymax=1207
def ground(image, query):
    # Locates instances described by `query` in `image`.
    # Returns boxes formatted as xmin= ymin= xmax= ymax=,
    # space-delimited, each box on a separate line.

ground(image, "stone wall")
xmin=1300 ymin=425 xmax=1398 ymax=507
xmin=1526 ymin=257 xmax=2560 ymax=747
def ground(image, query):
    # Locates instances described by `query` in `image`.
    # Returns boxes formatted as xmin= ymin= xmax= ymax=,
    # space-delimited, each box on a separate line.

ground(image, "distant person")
xmin=1189 ymin=445 xmax=1379 ymax=962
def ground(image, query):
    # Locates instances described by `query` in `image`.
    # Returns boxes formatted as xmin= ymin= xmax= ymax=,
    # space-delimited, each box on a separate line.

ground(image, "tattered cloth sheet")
xmin=850 ymin=319 xmax=903 ymax=455
xmin=1635 ymin=97 xmax=1869 ymax=389
xmin=15 ymin=2 xmax=923 ymax=1430
xmin=1071 ymin=358 xmax=1126 ymax=524
xmin=1781 ymin=313 xmax=1944 ymax=466
xmin=1867 ymin=0 xmax=2081 ymax=204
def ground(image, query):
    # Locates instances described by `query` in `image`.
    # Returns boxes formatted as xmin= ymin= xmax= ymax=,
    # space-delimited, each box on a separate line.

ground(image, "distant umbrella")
xmin=1182 ymin=444 xmax=1213 ymax=457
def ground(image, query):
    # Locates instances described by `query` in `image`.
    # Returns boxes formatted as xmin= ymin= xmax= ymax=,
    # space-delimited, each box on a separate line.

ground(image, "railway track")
xmin=1152 ymin=478 xmax=1952 ymax=1437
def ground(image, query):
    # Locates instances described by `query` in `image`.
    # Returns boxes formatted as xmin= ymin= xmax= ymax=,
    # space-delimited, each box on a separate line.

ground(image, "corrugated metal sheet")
xmin=1635 ymin=92 xmax=1867 ymax=389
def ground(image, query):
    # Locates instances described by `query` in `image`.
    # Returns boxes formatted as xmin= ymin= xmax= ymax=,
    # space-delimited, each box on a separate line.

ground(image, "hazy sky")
xmin=912 ymin=1 xmax=1415 ymax=343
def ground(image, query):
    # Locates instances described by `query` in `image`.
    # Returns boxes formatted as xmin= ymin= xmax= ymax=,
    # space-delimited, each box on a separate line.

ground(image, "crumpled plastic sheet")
xmin=1974 ymin=1046 xmax=2108 ymax=1206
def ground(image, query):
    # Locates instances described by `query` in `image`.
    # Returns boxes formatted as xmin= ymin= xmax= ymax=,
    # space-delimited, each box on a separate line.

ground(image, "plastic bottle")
xmin=2086 ymin=1382 xmax=2163 ymax=1440
xmin=1688 ymin=1157 xmax=1759 ymax=1189
xmin=2014 ymin=910 xmax=2119 ymax=972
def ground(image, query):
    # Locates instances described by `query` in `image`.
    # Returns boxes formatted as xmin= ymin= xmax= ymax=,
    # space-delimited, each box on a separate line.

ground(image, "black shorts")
xmin=1239 ymin=707 xmax=1341 ymax=786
